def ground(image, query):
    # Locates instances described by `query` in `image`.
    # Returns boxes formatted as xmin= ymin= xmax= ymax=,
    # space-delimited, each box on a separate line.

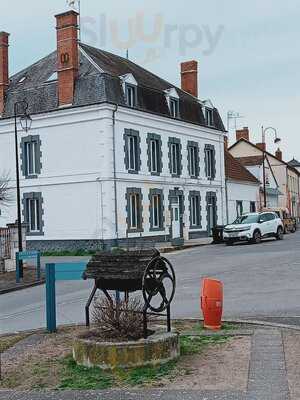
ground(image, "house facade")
xmin=0 ymin=11 xmax=227 ymax=251
xmin=224 ymin=150 xmax=260 ymax=224
xmin=229 ymin=128 xmax=300 ymax=219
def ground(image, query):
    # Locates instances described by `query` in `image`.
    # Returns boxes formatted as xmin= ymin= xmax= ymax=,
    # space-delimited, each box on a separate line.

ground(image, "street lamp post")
xmin=14 ymin=100 xmax=32 ymax=278
xmin=261 ymin=126 xmax=281 ymax=208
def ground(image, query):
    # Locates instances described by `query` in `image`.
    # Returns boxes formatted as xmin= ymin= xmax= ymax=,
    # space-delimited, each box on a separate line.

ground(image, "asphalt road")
xmin=1 ymin=231 xmax=300 ymax=334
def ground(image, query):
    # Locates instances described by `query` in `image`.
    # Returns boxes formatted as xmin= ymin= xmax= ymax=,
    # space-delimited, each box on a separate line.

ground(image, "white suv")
xmin=223 ymin=212 xmax=284 ymax=246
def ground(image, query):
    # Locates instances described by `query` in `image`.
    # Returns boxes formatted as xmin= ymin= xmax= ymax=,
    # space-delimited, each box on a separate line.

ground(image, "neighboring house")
xmin=225 ymin=151 xmax=260 ymax=224
xmin=229 ymin=127 xmax=300 ymax=219
xmin=0 ymin=10 xmax=227 ymax=251
xmin=288 ymin=159 xmax=300 ymax=173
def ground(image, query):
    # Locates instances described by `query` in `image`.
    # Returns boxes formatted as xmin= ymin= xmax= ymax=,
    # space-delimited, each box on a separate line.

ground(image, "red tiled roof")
xmin=236 ymin=156 xmax=264 ymax=166
xmin=225 ymin=151 xmax=260 ymax=184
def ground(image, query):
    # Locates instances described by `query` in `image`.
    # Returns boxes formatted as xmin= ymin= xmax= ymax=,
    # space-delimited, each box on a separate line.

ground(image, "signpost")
xmin=45 ymin=262 xmax=87 ymax=333
xmin=16 ymin=250 xmax=41 ymax=283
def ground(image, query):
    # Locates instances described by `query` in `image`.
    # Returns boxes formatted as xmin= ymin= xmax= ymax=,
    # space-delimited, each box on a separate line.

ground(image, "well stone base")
xmin=73 ymin=331 xmax=179 ymax=370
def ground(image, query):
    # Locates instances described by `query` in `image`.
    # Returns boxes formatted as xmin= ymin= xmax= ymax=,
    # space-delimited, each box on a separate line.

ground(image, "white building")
xmin=0 ymin=11 xmax=227 ymax=251
xmin=225 ymin=151 xmax=260 ymax=224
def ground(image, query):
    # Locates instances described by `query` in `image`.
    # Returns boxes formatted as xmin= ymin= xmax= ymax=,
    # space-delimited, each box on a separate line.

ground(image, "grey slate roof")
xmin=288 ymin=158 xmax=300 ymax=168
xmin=2 ymin=43 xmax=225 ymax=131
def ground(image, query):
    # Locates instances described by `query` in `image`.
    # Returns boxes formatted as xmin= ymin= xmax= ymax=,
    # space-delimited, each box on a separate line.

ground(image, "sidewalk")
xmin=0 ymin=326 xmax=296 ymax=400
xmin=157 ymin=237 xmax=213 ymax=253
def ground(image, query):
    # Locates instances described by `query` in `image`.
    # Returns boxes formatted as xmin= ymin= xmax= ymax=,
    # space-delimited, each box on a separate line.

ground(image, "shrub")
xmin=91 ymin=296 xmax=145 ymax=341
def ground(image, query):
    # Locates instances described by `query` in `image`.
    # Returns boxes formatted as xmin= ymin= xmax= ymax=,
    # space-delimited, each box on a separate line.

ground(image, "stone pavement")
xmin=0 ymin=327 xmax=294 ymax=400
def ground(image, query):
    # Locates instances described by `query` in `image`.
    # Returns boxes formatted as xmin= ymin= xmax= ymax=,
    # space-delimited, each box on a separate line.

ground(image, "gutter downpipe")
xmin=112 ymin=104 xmax=119 ymax=245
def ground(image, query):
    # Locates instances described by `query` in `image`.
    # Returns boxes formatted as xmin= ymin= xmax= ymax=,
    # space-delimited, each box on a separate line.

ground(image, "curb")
xmin=160 ymin=242 xmax=213 ymax=253
xmin=0 ymin=279 xmax=45 ymax=296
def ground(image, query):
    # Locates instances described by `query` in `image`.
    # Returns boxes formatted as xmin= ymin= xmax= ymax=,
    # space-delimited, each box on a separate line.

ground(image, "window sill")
xmin=150 ymin=171 xmax=161 ymax=176
xmin=127 ymin=169 xmax=139 ymax=175
xmin=26 ymin=231 xmax=44 ymax=237
xmin=149 ymin=227 xmax=165 ymax=232
xmin=127 ymin=228 xmax=144 ymax=234
xmin=25 ymin=174 xmax=38 ymax=180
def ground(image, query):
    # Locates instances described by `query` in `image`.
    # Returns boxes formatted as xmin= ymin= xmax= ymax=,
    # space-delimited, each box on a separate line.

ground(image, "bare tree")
xmin=0 ymin=173 xmax=13 ymax=207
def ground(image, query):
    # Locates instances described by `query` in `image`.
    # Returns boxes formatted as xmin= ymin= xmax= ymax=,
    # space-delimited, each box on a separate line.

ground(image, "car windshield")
xmin=232 ymin=214 xmax=259 ymax=224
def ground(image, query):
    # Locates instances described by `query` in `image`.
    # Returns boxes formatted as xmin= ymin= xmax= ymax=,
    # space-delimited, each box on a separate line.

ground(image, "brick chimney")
xmin=0 ymin=32 xmax=9 ymax=116
xmin=275 ymin=148 xmax=282 ymax=161
xmin=256 ymin=143 xmax=266 ymax=152
xmin=224 ymin=135 xmax=228 ymax=149
xmin=55 ymin=11 xmax=79 ymax=107
xmin=236 ymin=127 xmax=249 ymax=142
xmin=181 ymin=61 xmax=198 ymax=97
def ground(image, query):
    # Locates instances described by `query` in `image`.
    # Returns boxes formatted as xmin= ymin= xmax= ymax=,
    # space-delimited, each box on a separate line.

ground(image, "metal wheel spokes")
xmin=142 ymin=256 xmax=176 ymax=313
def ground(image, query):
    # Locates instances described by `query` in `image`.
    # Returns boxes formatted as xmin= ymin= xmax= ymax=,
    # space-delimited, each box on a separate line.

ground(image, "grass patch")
xmin=180 ymin=335 xmax=229 ymax=356
xmin=57 ymin=356 xmax=177 ymax=390
xmin=58 ymin=356 xmax=114 ymax=390
xmin=0 ymin=334 xmax=29 ymax=353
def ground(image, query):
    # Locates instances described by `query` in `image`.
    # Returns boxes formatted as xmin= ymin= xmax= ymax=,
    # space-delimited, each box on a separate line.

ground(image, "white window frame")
xmin=170 ymin=98 xmax=179 ymax=118
xmin=205 ymin=148 xmax=213 ymax=179
xmin=126 ymin=84 xmax=135 ymax=108
xmin=151 ymin=194 xmax=161 ymax=229
xmin=171 ymin=143 xmax=179 ymax=175
xmin=26 ymin=198 xmax=40 ymax=233
xmin=150 ymin=139 xmax=159 ymax=173
xmin=25 ymin=141 xmax=37 ymax=176
xmin=189 ymin=146 xmax=197 ymax=177
xmin=129 ymin=193 xmax=139 ymax=229
xmin=128 ymin=135 xmax=137 ymax=171
xmin=205 ymin=108 xmax=214 ymax=126
xmin=191 ymin=196 xmax=199 ymax=226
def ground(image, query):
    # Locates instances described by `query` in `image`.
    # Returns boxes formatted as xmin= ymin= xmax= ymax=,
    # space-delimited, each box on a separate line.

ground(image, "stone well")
xmin=73 ymin=330 xmax=180 ymax=370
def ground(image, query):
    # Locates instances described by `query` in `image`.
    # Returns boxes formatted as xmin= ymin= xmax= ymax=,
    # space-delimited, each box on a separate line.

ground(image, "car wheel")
xmin=226 ymin=241 xmax=234 ymax=246
xmin=252 ymin=230 xmax=261 ymax=244
xmin=276 ymin=227 xmax=284 ymax=240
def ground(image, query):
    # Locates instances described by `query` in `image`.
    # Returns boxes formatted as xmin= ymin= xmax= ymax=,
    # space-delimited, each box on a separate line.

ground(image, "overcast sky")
xmin=2 ymin=0 xmax=300 ymax=160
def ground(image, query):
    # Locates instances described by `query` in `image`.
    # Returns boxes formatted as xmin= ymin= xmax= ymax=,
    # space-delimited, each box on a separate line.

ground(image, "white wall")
xmin=227 ymin=180 xmax=260 ymax=224
xmin=0 ymin=103 xmax=226 ymax=243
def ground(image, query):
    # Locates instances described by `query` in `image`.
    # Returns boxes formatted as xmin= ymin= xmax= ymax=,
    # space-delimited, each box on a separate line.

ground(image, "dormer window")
xmin=125 ymin=84 xmax=136 ymax=108
xmin=165 ymin=88 xmax=180 ymax=119
xmin=170 ymin=98 xmax=179 ymax=118
xmin=120 ymin=73 xmax=138 ymax=109
xmin=205 ymin=108 xmax=214 ymax=126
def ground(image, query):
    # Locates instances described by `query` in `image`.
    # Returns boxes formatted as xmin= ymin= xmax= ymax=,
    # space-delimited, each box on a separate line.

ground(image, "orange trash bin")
xmin=201 ymin=278 xmax=223 ymax=330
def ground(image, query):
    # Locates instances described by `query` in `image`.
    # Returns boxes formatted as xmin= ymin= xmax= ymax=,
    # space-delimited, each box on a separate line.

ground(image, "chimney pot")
xmin=275 ymin=148 xmax=282 ymax=161
xmin=236 ymin=127 xmax=249 ymax=142
xmin=256 ymin=142 xmax=266 ymax=152
xmin=55 ymin=10 xmax=79 ymax=107
xmin=181 ymin=60 xmax=198 ymax=97
xmin=0 ymin=31 xmax=9 ymax=116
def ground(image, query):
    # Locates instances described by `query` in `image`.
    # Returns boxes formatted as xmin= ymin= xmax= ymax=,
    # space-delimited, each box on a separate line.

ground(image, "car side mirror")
xmin=258 ymin=219 xmax=263 ymax=224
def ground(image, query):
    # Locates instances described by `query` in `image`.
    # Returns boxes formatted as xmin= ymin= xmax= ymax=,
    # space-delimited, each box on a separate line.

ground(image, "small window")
xmin=170 ymin=98 xmax=179 ymax=118
xmin=236 ymin=201 xmax=243 ymax=217
xmin=21 ymin=136 xmax=41 ymax=178
xmin=151 ymin=194 xmax=163 ymax=229
xmin=23 ymin=192 xmax=44 ymax=236
xmin=205 ymin=108 xmax=214 ymax=126
xmin=125 ymin=84 xmax=136 ymax=107
xmin=128 ymin=135 xmax=137 ymax=171
xmin=171 ymin=143 xmax=179 ymax=175
xmin=250 ymin=202 xmax=256 ymax=213
xmin=190 ymin=195 xmax=201 ymax=227
xmin=124 ymin=130 xmax=140 ymax=173
xmin=127 ymin=188 xmax=143 ymax=232
xmin=129 ymin=193 xmax=139 ymax=229
xmin=150 ymin=139 xmax=159 ymax=173
xmin=205 ymin=145 xmax=215 ymax=180
xmin=188 ymin=143 xmax=199 ymax=178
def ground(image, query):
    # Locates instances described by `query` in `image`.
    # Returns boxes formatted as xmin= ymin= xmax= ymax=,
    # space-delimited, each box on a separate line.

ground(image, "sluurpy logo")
xmin=80 ymin=11 xmax=225 ymax=65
